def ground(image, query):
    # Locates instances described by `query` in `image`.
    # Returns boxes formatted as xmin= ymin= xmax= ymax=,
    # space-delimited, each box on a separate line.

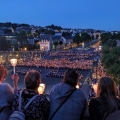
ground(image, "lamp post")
xmin=10 ymin=58 xmax=17 ymax=74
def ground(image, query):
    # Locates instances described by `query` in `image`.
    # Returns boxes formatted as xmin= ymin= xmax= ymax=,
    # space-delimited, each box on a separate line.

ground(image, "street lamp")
xmin=10 ymin=58 xmax=17 ymax=74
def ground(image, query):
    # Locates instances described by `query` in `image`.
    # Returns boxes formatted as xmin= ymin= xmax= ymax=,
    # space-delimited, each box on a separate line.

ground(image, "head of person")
xmin=0 ymin=66 xmax=7 ymax=83
xmin=97 ymin=77 xmax=116 ymax=97
xmin=63 ymin=69 xmax=78 ymax=87
xmin=24 ymin=70 xmax=41 ymax=91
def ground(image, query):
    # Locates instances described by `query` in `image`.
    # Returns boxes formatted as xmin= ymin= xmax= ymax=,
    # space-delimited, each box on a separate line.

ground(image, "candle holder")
xmin=38 ymin=83 xmax=46 ymax=94
xmin=10 ymin=58 xmax=17 ymax=74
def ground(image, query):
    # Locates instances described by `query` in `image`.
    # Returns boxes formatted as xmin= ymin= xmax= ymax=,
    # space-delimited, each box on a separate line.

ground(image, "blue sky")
xmin=0 ymin=0 xmax=120 ymax=31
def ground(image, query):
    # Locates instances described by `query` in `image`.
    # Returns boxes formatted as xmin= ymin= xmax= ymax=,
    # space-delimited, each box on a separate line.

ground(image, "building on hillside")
xmin=0 ymin=27 xmax=5 ymax=35
xmin=27 ymin=36 xmax=34 ymax=45
xmin=93 ymin=31 xmax=101 ymax=39
xmin=40 ymin=34 xmax=52 ymax=51
xmin=54 ymin=32 xmax=62 ymax=35
xmin=52 ymin=35 xmax=63 ymax=42
xmin=27 ymin=36 xmax=40 ymax=45
xmin=16 ymin=26 xmax=31 ymax=33
xmin=1 ymin=34 xmax=17 ymax=45
xmin=52 ymin=35 xmax=66 ymax=49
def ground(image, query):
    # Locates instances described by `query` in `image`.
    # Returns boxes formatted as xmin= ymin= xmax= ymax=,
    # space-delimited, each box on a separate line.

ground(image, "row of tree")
xmin=73 ymin=33 xmax=91 ymax=44
xmin=0 ymin=22 xmax=30 ymax=30
xmin=101 ymin=32 xmax=120 ymax=83
xmin=0 ymin=36 xmax=10 ymax=50
xmin=101 ymin=32 xmax=120 ymax=45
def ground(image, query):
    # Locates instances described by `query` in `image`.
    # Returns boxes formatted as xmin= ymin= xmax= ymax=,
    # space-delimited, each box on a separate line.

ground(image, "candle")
xmin=76 ymin=85 xmax=79 ymax=89
xmin=10 ymin=59 xmax=17 ymax=74
xmin=38 ymin=83 xmax=45 ymax=94
xmin=92 ymin=83 xmax=98 ymax=94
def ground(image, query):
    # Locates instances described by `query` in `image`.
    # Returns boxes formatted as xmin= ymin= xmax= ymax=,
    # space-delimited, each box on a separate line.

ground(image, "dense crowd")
xmin=1 ymin=48 xmax=118 ymax=120
xmin=0 ymin=66 xmax=120 ymax=120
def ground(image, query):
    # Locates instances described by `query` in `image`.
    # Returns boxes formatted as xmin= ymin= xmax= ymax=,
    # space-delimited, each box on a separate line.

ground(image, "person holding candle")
xmin=11 ymin=70 xmax=50 ymax=120
xmin=0 ymin=66 xmax=14 ymax=120
xmin=49 ymin=69 xmax=87 ymax=120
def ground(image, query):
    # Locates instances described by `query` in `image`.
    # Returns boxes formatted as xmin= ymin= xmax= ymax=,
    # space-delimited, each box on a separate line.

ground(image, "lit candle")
xmin=92 ymin=84 xmax=98 ymax=94
xmin=76 ymin=85 xmax=79 ymax=89
xmin=38 ymin=83 xmax=45 ymax=94
xmin=10 ymin=59 xmax=17 ymax=74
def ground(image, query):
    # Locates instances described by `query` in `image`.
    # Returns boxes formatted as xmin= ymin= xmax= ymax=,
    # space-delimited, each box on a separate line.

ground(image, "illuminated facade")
xmin=40 ymin=34 xmax=52 ymax=51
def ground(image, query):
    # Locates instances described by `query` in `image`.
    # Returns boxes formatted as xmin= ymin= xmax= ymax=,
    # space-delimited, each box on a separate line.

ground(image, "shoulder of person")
xmin=0 ymin=83 xmax=13 ymax=90
xmin=76 ymin=89 xmax=87 ymax=97
xmin=37 ymin=94 xmax=50 ymax=102
xmin=0 ymin=83 xmax=11 ymax=87
xmin=0 ymin=83 xmax=14 ymax=95
xmin=89 ymin=98 xmax=102 ymax=105
xmin=50 ymin=82 xmax=62 ymax=92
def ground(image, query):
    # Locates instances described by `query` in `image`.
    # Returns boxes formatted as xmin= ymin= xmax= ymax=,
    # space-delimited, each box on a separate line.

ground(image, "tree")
xmin=73 ymin=33 xmax=81 ymax=44
xmin=116 ymin=32 xmax=120 ymax=39
xmin=101 ymin=46 xmax=120 ymax=84
xmin=101 ymin=32 xmax=111 ymax=45
xmin=16 ymin=31 xmax=27 ymax=48
xmin=46 ymin=24 xmax=62 ymax=30
xmin=45 ymin=30 xmax=55 ymax=35
xmin=108 ymin=63 xmax=120 ymax=83
xmin=4 ymin=28 xmax=12 ymax=34
xmin=38 ymin=28 xmax=45 ymax=33
xmin=96 ymin=34 xmax=99 ymax=39
xmin=18 ymin=23 xmax=30 ymax=27
xmin=81 ymin=33 xmax=91 ymax=42
xmin=62 ymin=32 xmax=72 ymax=36
xmin=53 ymin=41 xmax=58 ymax=50
xmin=0 ymin=36 xmax=11 ymax=50
xmin=106 ymin=39 xmax=116 ymax=48
xmin=102 ymin=45 xmax=110 ymax=54
xmin=35 ymin=30 xmax=40 ymax=36
xmin=59 ymin=41 xmax=63 ymax=49
xmin=111 ymin=33 xmax=117 ymax=39
xmin=4 ymin=22 xmax=12 ymax=27
xmin=91 ymin=35 xmax=94 ymax=40
xmin=12 ymin=23 xmax=18 ymax=30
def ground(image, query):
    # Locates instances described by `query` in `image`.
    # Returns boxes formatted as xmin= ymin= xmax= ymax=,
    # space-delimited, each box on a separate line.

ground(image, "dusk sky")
xmin=0 ymin=0 xmax=120 ymax=31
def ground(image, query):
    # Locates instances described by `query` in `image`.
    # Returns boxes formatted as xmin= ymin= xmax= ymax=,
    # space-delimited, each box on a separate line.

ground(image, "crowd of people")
xmin=0 ymin=48 xmax=119 ymax=120
xmin=0 ymin=66 xmax=120 ymax=120
xmin=49 ymin=51 xmax=95 ymax=60
xmin=15 ymin=49 xmax=97 ymax=71
xmin=17 ymin=58 xmax=94 ymax=70
xmin=46 ymin=69 xmax=83 ymax=80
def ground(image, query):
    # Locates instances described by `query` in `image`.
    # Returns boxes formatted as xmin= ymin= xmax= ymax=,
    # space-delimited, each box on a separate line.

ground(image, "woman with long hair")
xmin=89 ymin=77 xmax=120 ymax=120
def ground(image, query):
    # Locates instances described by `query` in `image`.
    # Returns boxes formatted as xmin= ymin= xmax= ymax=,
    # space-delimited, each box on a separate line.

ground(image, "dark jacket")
xmin=89 ymin=97 xmax=120 ymax=120
xmin=49 ymin=82 xmax=87 ymax=120
xmin=12 ymin=89 xmax=50 ymax=120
